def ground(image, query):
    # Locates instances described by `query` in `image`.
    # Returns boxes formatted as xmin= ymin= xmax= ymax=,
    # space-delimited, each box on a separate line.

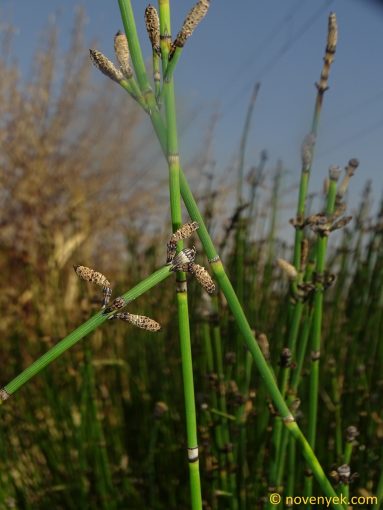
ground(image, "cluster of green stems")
xmin=1 ymin=2 xmax=351 ymax=510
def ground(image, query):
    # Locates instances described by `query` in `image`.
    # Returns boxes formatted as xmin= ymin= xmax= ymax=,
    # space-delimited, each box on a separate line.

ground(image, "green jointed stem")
xmin=291 ymin=305 xmax=314 ymax=394
xmin=211 ymin=295 xmax=238 ymax=507
xmin=118 ymin=0 xmax=158 ymax=114
xmin=120 ymin=78 xmax=148 ymax=111
xmin=177 ymin=293 xmax=198 ymax=449
xmin=83 ymin=346 xmax=115 ymax=510
xmin=179 ymin=321 xmax=202 ymax=502
xmin=237 ymin=83 xmax=259 ymax=205
xmin=304 ymin=176 xmax=339 ymax=506
xmin=332 ymin=369 xmax=343 ymax=461
xmin=293 ymin=171 xmax=310 ymax=269
xmin=343 ymin=441 xmax=353 ymax=466
xmin=118 ymin=0 xmax=150 ymax=93
xmin=286 ymin=434 xmax=297 ymax=500
xmin=308 ymin=176 xmax=338 ymax=448
xmin=158 ymin=46 xmax=182 ymax=104
xmin=3 ymin=265 xmax=172 ymax=396
xmin=157 ymin=2 xmax=202 ymax=508
xmin=153 ymin=52 xmax=161 ymax=98
xmin=202 ymin=319 xmax=229 ymax=495
xmin=158 ymin=0 xmax=171 ymax=72
xmin=272 ymin=14 xmax=338 ymax=498
xmin=286 ymin=421 xmax=344 ymax=510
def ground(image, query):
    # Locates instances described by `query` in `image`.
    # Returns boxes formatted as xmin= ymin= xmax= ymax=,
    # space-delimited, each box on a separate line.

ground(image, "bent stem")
xmin=1 ymin=265 xmax=172 ymax=397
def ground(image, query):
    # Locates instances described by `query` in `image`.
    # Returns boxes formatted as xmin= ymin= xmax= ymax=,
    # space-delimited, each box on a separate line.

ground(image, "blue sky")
xmin=2 ymin=0 xmax=383 ymax=215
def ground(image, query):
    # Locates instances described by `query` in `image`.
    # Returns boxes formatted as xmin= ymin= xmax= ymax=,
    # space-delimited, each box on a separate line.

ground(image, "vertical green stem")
xmin=158 ymin=2 xmax=202 ymax=508
xmin=305 ymin=176 xmax=339 ymax=503
xmin=211 ymin=295 xmax=238 ymax=508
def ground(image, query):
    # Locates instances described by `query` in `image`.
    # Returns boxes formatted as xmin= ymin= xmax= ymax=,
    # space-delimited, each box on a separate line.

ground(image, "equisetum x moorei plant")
xmin=1 ymin=2 xmax=382 ymax=510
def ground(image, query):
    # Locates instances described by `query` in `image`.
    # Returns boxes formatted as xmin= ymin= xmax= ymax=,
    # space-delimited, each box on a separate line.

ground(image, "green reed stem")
xmin=118 ymin=0 xmax=158 ymax=114
xmin=286 ymin=433 xmax=297 ymax=502
xmin=308 ymin=176 xmax=338 ymax=448
xmin=211 ymin=295 xmax=238 ymax=508
xmin=331 ymin=368 xmax=343 ymax=461
xmin=83 ymin=345 xmax=115 ymax=510
xmin=158 ymin=2 xmax=202 ymax=508
xmin=153 ymin=51 xmax=161 ymax=99
xmin=2 ymin=265 xmax=172 ymax=396
xmin=236 ymin=83 xmax=260 ymax=205
xmin=157 ymin=46 xmax=182 ymax=105
xmin=120 ymin=78 xmax=149 ymax=111
xmin=272 ymin=17 xmax=337 ymax=499
xmin=202 ymin=318 xmax=228 ymax=495
xmin=304 ymin=175 xmax=339 ymax=504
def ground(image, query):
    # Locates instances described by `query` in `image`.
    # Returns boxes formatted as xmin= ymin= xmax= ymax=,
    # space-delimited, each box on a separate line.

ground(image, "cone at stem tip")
xmin=276 ymin=258 xmax=298 ymax=280
xmin=114 ymin=31 xmax=133 ymax=78
xmin=189 ymin=263 xmax=216 ymax=294
xmin=170 ymin=0 xmax=211 ymax=58
xmin=167 ymin=222 xmax=199 ymax=263
xmin=170 ymin=221 xmax=199 ymax=243
xmin=0 ymin=388 xmax=10 ymax=401
xmin=145 ymin=5 xmax=161 ymax=57
xmin=109 ymin=312 xmax=161 ymax=331
xmin=89 ymin=49 xmax=124 ymax=83
xmin=327 ymin=12 xmax=338 ymax=54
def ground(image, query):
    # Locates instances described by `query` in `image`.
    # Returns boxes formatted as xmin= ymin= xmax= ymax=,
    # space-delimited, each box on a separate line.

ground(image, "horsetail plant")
xmin=0 ymin=239 xmax=199 ymax=399
xmin=337 ymin=426 xmax=359 ymax=502
xmin=267 ymin=11 xmax=339 ymax=502
xmin=293 ymin=11 xmax=338 ymax=269
xmin=0 ymin=266 xmax=169 ymax=398
xmin=107 ymin=1 xmax=346 ymax=507
xmin=0 ymin=4 xmax=353 ymax=510
xmin=113 ymin=2 xmax=352 ymax=509
xmin=89 ymin=47 xmax=146 ymax=110
xmin=304 ymin=163 xmax=357 ymax=502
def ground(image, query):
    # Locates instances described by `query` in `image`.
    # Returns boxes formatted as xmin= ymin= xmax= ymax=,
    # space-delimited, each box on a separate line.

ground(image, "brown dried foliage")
xmin=0 ymin=13 xmax=162 ymax=344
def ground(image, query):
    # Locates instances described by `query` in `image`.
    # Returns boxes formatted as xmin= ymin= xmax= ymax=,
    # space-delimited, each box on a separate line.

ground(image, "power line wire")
xmin=317 ymin=117 xmax=383 ymax=158
xmin=230 ymin=0 xmax=305 ymax=86
xmin=324 ymin=88 xmax=383 ymax=125
xmin=223 ymin=0 xmax=334 ymax=117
